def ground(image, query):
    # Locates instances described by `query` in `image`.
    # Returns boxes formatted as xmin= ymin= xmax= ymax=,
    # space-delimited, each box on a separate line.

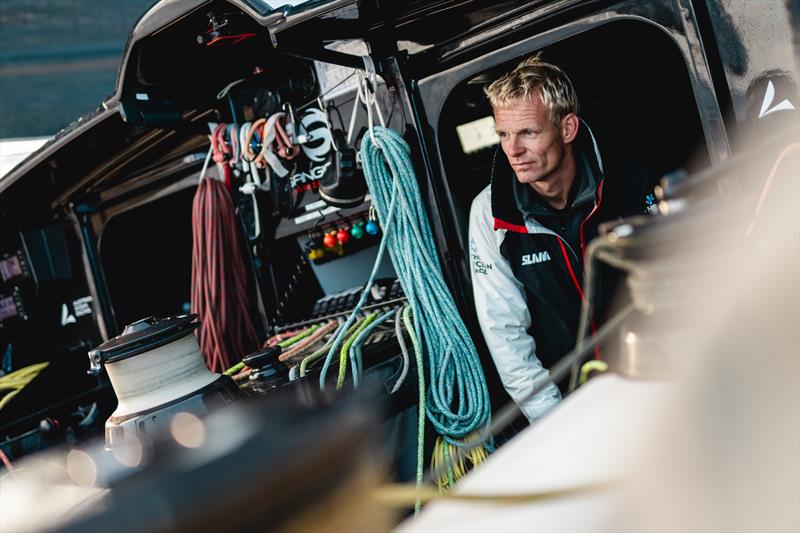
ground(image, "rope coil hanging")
xmin=359 ymin=126 xmax=492 ymax=445
xmin=191 ymin=175 xmax=260 ymax=372
xmin=343 ymin=118 xmax=492 ymax=507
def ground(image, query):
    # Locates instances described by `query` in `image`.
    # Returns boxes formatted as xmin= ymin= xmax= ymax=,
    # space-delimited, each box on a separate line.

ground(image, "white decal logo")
xmin=521 ymin=251 xmax=551 ymax=266
xmin=72 ymin=296 xmax=93 ymax=318
xmin=299 ymin=107 xmax=334 ymax=162
xmin=759 ymin=80 xmax=796 ymax=119
xmin=290 ymin=161 xmax=332 ymax=188
xmin=61 ymin=303 xmax=76 ymax=326
xmin=469 ymin=239 xmax=492 ymax=275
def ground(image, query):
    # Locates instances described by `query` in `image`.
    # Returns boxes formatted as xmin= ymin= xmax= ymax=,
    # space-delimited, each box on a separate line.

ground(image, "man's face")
xmin=494 ymin=95 xmax=569 ymax=185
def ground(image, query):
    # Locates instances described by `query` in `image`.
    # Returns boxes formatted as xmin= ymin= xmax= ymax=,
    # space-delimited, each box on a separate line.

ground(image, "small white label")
xmin=304 ymin=200 xmax=327 ymax=212
xmin=470 ymin=239 xmax=493 ymax=275
xmin=73 ymin=296 xmax=93 ymax=318
xmin=294 ymin=206 xmax=339 ymax=225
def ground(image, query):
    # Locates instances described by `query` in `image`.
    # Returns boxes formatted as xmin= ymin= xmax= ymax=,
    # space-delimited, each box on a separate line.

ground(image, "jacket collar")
xmin=491 ymin=119 xmax=604 ymax=233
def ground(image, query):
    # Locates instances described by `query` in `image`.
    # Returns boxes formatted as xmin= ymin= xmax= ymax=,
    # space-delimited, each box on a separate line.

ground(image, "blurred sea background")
xmin=0 ymin=0 xmax=156 ymax=139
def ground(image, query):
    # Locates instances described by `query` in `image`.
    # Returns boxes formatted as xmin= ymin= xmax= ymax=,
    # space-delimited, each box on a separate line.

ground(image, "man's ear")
xmin=560 ymin=113 xmax=579 ymax=144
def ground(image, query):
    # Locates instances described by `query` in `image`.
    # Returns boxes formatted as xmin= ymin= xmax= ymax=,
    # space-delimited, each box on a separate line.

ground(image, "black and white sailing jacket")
xmin=468 ymin=124 xmax=658 ymax=421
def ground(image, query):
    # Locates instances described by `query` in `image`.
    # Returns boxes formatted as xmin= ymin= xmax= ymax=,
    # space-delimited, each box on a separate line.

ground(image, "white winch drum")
xmin=105 ymin=333 xmax=220 ymax=418
xmin=88 ymin=315 xmax=225 ymax=419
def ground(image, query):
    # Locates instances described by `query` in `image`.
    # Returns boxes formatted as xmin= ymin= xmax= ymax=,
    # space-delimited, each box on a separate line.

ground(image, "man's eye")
xmin=522 ymin=130 xmax=536 ymax=137
xmin=497 ymin=132 xmax=507 ymax=139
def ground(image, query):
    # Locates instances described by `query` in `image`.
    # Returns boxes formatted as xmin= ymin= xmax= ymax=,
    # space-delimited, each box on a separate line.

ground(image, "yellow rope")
xmin=336 ymin=312 xmax=378 ymax=389
xmin=579 ymin=360 xmax=609 ymax=385
xmin=300 ymin=318 xmax=365 ymax=377
xmin=0 ymin=362 xmax=49 ymax=411
xmin=430 ymin=432 xmax=490 ymax=491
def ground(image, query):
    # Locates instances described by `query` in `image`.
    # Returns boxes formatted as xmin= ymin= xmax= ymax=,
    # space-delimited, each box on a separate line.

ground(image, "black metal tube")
xmin=74 ymin=206 xmax=118 ymax=338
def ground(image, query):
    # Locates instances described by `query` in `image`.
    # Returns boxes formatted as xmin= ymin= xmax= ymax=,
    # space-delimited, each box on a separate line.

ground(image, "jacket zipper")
xmin=557 ymin=237 xmax=603 ymax=360
xmin=557 ymin=238 xmax=585 ymax=300
xmin=579 ymin=179 xmax=604 ymax=257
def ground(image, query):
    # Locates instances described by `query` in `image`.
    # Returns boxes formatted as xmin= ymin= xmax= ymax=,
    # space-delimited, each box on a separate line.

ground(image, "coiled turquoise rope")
xmin=318 ymin=126 xmax=493 ymax=508
xmin=360 ymin=127 xmax=492 ymax=444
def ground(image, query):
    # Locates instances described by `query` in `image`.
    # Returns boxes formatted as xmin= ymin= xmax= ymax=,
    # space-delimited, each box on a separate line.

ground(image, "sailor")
xmin=469 ymin=54 xmax=659 ymax=420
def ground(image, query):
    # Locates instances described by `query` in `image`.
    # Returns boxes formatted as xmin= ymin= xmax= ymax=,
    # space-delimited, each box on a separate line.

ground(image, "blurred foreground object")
xmin=1 ymin=389 xmax=394 ymax=532
xmin=616 ymin=127 xmax=799 ymax=531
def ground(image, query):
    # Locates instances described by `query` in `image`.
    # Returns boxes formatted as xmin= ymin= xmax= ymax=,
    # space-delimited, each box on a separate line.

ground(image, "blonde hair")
xmin=484 ymin=53 xmax=579 ymax=124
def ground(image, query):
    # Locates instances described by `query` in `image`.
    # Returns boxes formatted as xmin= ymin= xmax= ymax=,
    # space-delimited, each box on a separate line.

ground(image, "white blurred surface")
xmin=399 ymin=374 xmax=672 ymax=532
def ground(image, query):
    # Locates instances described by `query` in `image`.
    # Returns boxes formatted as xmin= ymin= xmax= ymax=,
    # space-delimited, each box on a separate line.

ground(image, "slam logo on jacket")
xmin=521 ymin=251 xmax=551 ymax=266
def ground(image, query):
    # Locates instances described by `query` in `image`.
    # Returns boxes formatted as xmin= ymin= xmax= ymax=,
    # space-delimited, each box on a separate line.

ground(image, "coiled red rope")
xmin=191 ymin=177 xmax=259 ymax=372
